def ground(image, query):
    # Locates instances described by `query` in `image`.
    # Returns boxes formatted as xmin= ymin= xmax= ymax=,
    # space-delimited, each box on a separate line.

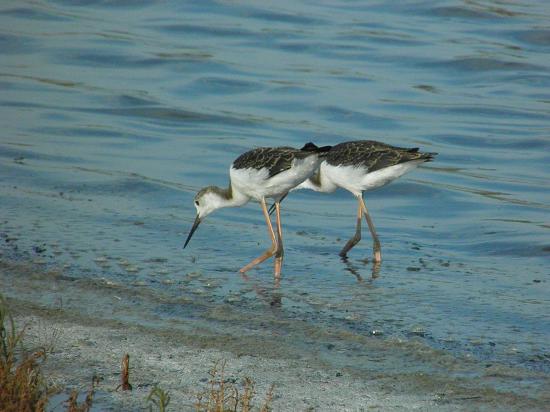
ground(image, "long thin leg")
xmin=273 ymin=201 xmax=284 ymax=277
xmin=268 ymin=192 xmax=288 ymax=216
xmin=239 ymin=198 xmax=278 ymax=273
xmin=359 ymin=195 xmax=382 ymax=263
xmin=339 ymin=198 xmax=363 ymax=257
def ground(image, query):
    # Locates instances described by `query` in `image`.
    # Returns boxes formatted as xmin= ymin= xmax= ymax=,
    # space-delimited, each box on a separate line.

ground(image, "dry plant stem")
xmin=239 ymin=198 xmax=279 ymax=273
xmin=195 ymin=359 xmax=275 ymax=412
xmin=147 ymin=385 xmax=171 ymax=412
xmin=120 ymin=353 xmax=132 ymax=391
xmin=1 ymin=294 xmax=51 ymax=412
xmin=239 ymin=377 xmax=254 ymax=412
xmin=65 ymin=377 xmax=96 ymax=412
xmin=260 ymin=384 xmax=274 ymax=412
xmin=66 ymin=391 xmax=80 ymax=412
xmin=67 ymin=376 xmax=99 ymax=412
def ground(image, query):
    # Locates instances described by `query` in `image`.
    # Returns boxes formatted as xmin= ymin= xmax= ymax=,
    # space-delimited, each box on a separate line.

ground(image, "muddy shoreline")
xmin=3 ymin=260 xmax=548 ymax=411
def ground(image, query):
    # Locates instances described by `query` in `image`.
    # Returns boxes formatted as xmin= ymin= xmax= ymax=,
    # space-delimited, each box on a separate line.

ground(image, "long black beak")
xmin=184 ymin=215 xmax=201 ymax=248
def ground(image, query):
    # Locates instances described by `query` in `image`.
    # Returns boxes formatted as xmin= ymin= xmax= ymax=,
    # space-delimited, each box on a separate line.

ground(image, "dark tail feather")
xmin=300 ymin=142 xmax=318 ymax=151
xmin=300 ymin=142 xmax=332 ymax=154
xmin=421 ymin=152 xmax=438 ymax=162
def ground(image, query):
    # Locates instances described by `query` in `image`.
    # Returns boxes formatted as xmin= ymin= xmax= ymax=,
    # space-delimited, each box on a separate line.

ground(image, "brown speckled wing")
xmin=232 ymin=147 xmax=300 ymax=177
xmin=326 ymin=140 xmax=434 ymax=172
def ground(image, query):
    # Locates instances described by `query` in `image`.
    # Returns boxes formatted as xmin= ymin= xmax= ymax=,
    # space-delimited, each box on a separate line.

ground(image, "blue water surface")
xmin=1 ymin=0 xmax=549 ymax=405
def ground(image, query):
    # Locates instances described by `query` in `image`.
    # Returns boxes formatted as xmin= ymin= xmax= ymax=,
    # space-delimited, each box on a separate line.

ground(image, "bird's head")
xmin=184 ymin=186 xmax=227 ymax=248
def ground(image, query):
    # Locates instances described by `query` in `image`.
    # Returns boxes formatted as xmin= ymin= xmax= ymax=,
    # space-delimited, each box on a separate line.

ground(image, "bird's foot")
xmin=373 ymin=249 xmax=382 ymax=263
xmin=274 ymin=257 xmax=283 ymax=278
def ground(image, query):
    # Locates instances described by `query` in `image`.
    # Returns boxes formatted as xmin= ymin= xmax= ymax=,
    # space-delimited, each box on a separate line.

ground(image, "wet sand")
xmin=16 ymin=313 xmax=405 ymax=411
xmin=4 ymin=261 xmax=548 ymax=411
xmin=3 ymin=312 xmax=497 ymax=411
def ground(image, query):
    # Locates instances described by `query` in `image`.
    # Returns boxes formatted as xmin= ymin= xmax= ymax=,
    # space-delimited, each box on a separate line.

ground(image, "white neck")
xmin=294 ymin=178 xmax=322 ymax=192
xmin=293 ymin=167 xmax=338 ymax=193
xmin=224 ymin=187 xmax=249 ymax=207
xmin=200 ymin=185 xmax=249 ymax=218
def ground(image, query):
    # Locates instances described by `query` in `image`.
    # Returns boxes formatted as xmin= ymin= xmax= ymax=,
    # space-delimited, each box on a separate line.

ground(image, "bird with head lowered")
xmin=184 ymin=142 xmax=331 ymax=277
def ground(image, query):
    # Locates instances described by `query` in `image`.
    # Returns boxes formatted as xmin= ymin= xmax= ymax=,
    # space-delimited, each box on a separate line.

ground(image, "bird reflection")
xmin=238 ymin=255 xmax=379 ymax=309
xmin=240 ymin=271 xmax=282 ymax=307
xmin=340 ymin=256 xmax=380 ymax=281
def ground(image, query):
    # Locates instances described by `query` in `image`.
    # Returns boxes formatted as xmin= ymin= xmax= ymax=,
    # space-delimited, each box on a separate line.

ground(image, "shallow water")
xmin=1 ymin=0 xmax=549 ymax=404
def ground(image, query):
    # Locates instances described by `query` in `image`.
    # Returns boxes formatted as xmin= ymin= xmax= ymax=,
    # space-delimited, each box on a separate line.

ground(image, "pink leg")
xmin=273 ymin=201 xmax=284 ymax=278
xmin=359 ymin=195 xmax=382 ymax=263
xmin=239 ymin=198 xmax=278 ymax=273
xmin=339 ymin=198 xmax=363 ymax=257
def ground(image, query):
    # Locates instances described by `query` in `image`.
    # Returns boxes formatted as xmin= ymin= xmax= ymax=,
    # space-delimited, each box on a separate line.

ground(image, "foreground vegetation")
xmin=0 ymin=294 xmax=273 ymax=411
xmin=195 ymin=360 xmax=273 ymax=412
xmin=1 ymin=294 xmax=51 ymax=411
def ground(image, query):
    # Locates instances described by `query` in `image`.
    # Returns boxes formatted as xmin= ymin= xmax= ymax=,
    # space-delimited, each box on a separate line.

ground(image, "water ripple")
xmin=0 ymin=6 xmax=68 ymax=21
xmin=1 ymin=0 xmax=550 ymax=403
xmin=316 ymin=105 xmax=400 ymax=129
xmin=183 ymin=76 xmax=264 ymax=95
xmin=0 ymin=33 xmax=36 ymax=54
xmin=429 ymin=57 xmax=543 ymax=72
xmin=513 ymin=29 xmax=550 ymax=47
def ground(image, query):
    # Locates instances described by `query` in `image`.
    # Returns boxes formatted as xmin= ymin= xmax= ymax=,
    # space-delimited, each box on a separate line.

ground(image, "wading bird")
xmin=184 ymin=142 xmax=331 ymax=277
xmin=281 ymin=140 xmax=436 ymax=263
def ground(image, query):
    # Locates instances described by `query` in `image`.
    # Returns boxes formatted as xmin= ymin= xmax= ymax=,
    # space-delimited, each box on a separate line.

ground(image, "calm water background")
xmin=1 ymin=0 xmax=549 ymax=402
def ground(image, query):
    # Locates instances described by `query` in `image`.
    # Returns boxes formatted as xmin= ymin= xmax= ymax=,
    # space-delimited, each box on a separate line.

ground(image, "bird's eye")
xmin=194 ymin=200 xmax=199 ymax=206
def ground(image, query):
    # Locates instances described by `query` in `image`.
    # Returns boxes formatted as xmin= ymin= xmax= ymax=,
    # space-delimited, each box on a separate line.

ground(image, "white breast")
xmin=361 ymin=161 xmax=424 ymax=191
xmin=230 ymin=155 xmax=321 ymax=201
xmin=323 ymin=160 xmax=424 ymax=196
